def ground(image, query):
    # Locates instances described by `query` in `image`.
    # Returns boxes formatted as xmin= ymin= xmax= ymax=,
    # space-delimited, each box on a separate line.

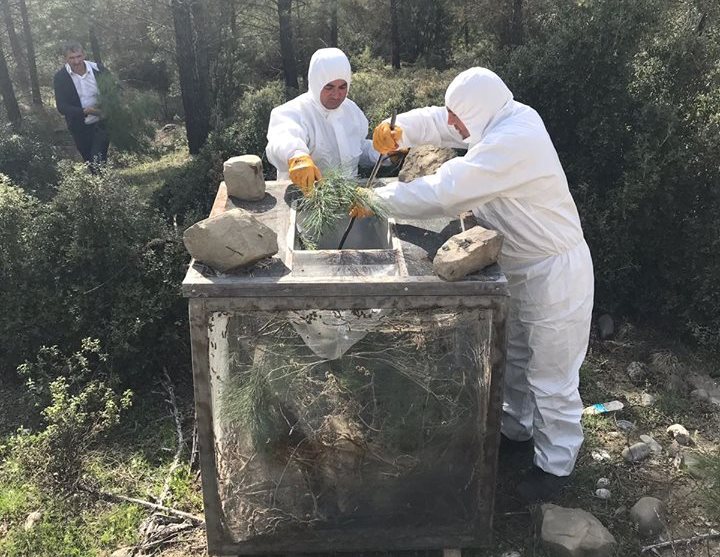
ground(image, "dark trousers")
xmin=70 ymin=121 xmax=110 ymax=165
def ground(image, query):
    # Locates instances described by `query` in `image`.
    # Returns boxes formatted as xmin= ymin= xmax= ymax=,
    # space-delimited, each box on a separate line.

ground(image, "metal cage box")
xmin=183 ymin=181 xmax=509 ymax=556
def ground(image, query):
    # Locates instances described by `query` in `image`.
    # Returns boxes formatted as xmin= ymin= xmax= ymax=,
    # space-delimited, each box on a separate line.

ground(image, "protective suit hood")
xmin=444 ymin=67 xmax=514 ymax=145
xmin=308 ymin=48 xmax=352 ymax=109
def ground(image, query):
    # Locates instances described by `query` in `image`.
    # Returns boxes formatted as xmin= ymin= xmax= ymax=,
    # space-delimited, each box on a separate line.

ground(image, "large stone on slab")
xmin=223 ymin=155 xmax=266 ymax=201
xmin=398 ymin=145 xmax=457 ymax=182
xmin=433 ymin=226 xmax=504 ymax=281
xmin=540 ymin=504 xmax=617 ymax=557
xmin=183 ymin=208 xmax=278 ymax=272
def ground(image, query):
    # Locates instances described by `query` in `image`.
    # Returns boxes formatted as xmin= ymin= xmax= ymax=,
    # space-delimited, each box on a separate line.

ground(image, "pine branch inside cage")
xmin=213 ymin=310 xmax=485 ymax=539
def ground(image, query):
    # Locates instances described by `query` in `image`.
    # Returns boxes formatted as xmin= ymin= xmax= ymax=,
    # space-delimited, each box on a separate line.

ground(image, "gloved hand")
xmin=372 ymin=122 xmax=403 ymax=155
xmin=288 ymin=154 xmax=322 ymax=195
xmin=349 ymin=187 xmax=375 ymax=219
xmin=349 ymin=203 xmax=374 ymax=219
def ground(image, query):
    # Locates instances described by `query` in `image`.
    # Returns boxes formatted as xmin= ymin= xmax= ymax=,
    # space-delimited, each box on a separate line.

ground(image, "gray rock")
xmin=223 ymin=155 xmax=266 ymax=201
xmin=183 ymin=208 xmax=278 ymax=272
xmin=623 ymin=442 xmax=652 ymax=463
xmin=398 ymin=145 xmax=457 ymax=182
xmin=597 ymin=314 xmax=614 ymax=340
xmin=682 ymin=452 xmax=708 ymax=480
xmin=24 ymin=511 xmax=42 ymax=531
xmin=595 ymin=488 xmax=611 ymax=500
xmin=616 ymin=419 xmax=636 ymax=433
xmin=626 ymin=361 xmax=646 ymax=383
xmin=639 ymin=434 xmax=662 ymax=455
xmin=666 ymin=424 xmax=691 ymax=446
xmin=596 ymin=477 xmax=610 ymax=489
xmin=630 ymin=496 xmax=666 ymax=537
xmin=691 ymin=388 xmax=709 ymax=402
xmin=540 ymin=504 xmax=617 ymax=557
xmin=433 ymin=226 xmax=504 ymax=281
xmin=591 ymin=449 xmax=612 ymax=462
xmin=687 ymin=373 xmax=720 ymax=407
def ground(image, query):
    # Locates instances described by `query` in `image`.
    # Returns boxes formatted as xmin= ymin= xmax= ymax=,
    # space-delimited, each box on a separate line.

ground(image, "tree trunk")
xmin=171 ymin=0 xmax=211 ymax=154
xmin=390 ymin=0 xmax=400 ymax=70
xmin=277 ymin=0 xmax=298 ymax=90
xmin=508 ymin=0 xmax=524 ymax=47
xmin=89 ymin=26 xmax=103 ymax=67
xmin=17 ymin=0 xmax=40 ymax=105
xmin=0 ymin=0 xmax=29 ymax=93
xmin=0 ymin=41 xmax=21 ymax=129
xmin=329 ymin=0 xmax=337 ymax=47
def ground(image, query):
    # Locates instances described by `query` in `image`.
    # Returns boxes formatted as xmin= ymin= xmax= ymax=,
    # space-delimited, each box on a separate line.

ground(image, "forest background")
xmin=0 ymin=0 xmax=719 ymax=555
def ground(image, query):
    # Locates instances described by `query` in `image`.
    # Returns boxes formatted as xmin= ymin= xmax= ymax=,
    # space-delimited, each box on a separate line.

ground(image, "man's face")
xmin=65 ymin=49 xmax=86 ymax=73
xmin=447 ymin=108 xmax=470 ymax=139
xmin=320 ymin=79 xmax=348 ymax=110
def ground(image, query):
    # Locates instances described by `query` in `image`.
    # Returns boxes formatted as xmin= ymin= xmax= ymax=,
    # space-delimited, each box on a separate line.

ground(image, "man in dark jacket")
xmin=53 ymin=41 xmax=110 ymax=164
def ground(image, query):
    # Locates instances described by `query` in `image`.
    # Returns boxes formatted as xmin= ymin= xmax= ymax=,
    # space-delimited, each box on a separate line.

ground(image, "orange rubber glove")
xmin=349 ymin=187 xmax=375 ymax=219
xmin=372 ymin=122 xmax=403 ymax=155
xmin=288 ymin=154 xmax=322 ymax=195
xmin=349 ymin=203 xmax=374 ymax=219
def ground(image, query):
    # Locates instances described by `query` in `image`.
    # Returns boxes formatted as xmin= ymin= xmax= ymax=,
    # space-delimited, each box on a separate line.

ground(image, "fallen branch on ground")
xmin=641 ymin=531 xmax=720 ymax=553
xmin=89 ymin=489 xmax=205 ymax=526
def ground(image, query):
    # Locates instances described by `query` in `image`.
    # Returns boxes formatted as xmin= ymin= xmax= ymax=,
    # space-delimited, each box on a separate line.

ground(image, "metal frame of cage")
xmin=183 ymin=181 xmax=509 ymax=556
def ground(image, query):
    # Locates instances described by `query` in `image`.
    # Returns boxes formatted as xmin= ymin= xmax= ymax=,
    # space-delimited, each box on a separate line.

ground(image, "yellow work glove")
xmin=288 ymin=154 xmax=322 ymax=196
xmin=349 ymin=203 xmax=374 ymax=219
xmin=349 ymin=188 xmax=375 ymax=219
xmin=372 ymin=122 xmax=403 ymax=155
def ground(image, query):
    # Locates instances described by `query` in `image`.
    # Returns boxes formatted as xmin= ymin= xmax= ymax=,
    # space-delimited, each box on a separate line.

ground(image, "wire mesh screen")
xmin=207 ymin=308 xmax=493 ymax=543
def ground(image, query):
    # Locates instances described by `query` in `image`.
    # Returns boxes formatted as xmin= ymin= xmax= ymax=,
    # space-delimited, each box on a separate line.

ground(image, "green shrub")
xmin=351 ymin=68 xmax=451 ymax=130
xmin=494 ymin=0 xmax=720 ymax=352
xmin=11 ymin=340 xmax=132 ymax=494
xmin=0 ymin=131 xmax=59 ymax=199
xmin=153 ymin=81 xmax=286 ymax=224
xmin=0 ymin=164 xmax=188 ymax=380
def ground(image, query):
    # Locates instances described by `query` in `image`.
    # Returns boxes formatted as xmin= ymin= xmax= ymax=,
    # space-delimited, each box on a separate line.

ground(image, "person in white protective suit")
xmin=266 ymin=48 xmax=385 ymax=361
xmin=266 ymin=47 xmax=380 ymax=193
xmin=365 ymin=67 xmax=595 ymax=503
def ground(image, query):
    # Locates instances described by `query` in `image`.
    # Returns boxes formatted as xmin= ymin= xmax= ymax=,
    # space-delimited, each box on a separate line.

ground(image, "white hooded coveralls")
xmin=374 ymin=68 xmax=594 ymax=476
xmin=266 ymin=48 xmax=378 ymax=179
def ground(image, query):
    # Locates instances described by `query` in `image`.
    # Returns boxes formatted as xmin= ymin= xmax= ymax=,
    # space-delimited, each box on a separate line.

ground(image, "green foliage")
xmin=351 ymin=68 xmax=451 ymax=130
xmin=11 ymin=352 xmax=132 ymax=494
xmin=0 ymin=132 xmax=59 ymax=199
xmin=0 ymin=164 xmax=188 ymax=380
xmin=97 ymin=73 xmax=156 ymax=153
xmin=220 ymin=358 xmax=285 ymax=453
xmin=0 ymin=503 xmax=142 ymax=557
xmin=0 ymin=486 xmax=30 ymax=521
xmin=492 ymin=0 xmax=720 ymax=352
xmin=697 ymin=451 xmax=720 ymax=521
xmin=153 ymin=81 xmax=285 ymax=225
xmin=17 ymin=338 xmax=113 ymax=411
xmin=297 ymin=170 xmax=387 ymax=249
